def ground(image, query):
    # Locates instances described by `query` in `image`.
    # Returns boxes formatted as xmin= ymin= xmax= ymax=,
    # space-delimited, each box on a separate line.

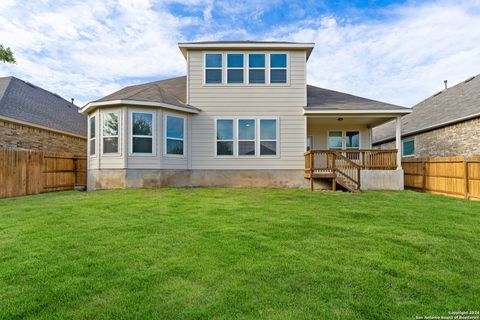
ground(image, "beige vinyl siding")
xmin=188 ymin=50 xmax=307 ymax=170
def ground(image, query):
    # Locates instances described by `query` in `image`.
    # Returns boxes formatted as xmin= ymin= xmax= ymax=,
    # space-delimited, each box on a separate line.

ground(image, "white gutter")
xmin=80 ymin=99 xmax=200 ymax=115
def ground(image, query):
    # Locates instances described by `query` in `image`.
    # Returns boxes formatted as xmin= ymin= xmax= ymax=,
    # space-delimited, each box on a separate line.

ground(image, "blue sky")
xmin=1 ymin=0 xmax=480 ymax=107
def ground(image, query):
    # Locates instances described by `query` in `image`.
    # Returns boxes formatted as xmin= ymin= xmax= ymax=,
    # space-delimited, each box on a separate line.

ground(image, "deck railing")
xmin=305 ymin=149 xmax=398 ymax=171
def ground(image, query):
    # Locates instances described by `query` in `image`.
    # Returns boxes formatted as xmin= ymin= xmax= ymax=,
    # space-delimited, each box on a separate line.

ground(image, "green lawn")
xmin=0 ymin=189 xmax=479 ymax=320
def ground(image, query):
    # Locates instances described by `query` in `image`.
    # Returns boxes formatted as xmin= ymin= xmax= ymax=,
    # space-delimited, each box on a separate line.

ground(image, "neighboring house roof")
xmin=81 ymin=76 xmax=200 ymax=114
xmin=372 ymin=74 xmax=480 ymax=144
xmin=305 ymin=85 xmax=408 ymax=112
xmin=0 ymin=76 xmax=87 ymax=137
xmin=178 ymin=41 xmax=316 ymax=59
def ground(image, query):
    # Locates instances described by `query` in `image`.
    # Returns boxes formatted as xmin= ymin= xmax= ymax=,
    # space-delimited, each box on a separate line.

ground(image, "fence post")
xmin=74 ymin=157 xmax=78 ymax=187
xmin=25 ymin=150 xmax=29 ymax=195
xmin=464 ymin=157 xmax=469 ymax=200
xmin=422 ymin=159 xmax=427 ymax=192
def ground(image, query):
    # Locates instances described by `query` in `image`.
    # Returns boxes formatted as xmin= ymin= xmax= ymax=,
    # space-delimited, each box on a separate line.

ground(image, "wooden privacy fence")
xmin=402 ymin=156 xmax=480 ymax=200
xmin=0 ymin=149 xmax=86 ymax=199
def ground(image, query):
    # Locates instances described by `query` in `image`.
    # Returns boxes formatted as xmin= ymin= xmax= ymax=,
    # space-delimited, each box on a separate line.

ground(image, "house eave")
xmin=80 ymin=100 xmax=201 ymax=115
xmin=303 ymin=108 xmax=412 ymax=116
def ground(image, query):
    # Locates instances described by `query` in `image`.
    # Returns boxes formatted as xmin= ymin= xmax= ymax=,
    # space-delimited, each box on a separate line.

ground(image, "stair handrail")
xmin=333 ymin=151 xmax=361 ymax=190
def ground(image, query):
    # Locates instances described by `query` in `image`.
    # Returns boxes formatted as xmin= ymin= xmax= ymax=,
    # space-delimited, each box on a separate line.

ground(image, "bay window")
xmin=89 ymin=116 xmax=96 ymax=156
xmin=102 ymin=112 xmax=119 ymax=154
xmin=165 ymin=115 xmax=185 ymax=156
xmin=132 ymin=112 xmax=153 ymax=154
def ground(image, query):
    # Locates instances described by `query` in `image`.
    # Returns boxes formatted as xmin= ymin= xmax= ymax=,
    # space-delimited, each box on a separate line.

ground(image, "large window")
xmin=270 ymin=54 xmax=287 ymax=83
xmin=205 ymin=53 xmax=222 ymax=84
xmin=89 ymin=116 xmax=96 ymax=156
xmin=248 ymin=54 xmax=265 ymax=84
xmin=346 ymin=131 xmax=360 ymax=149
xmin=227 ymin=54 xmax=244 ymax=84
xmin=132 ymin=112 xmax=153 ymax=154
xmin=402 ymin=138 xmax=415 ymax=157
xmin=260 ymin=119 xmax=277 ymax=156
xmin=328 ymin=131 xmax=342 ymax=149
xmin=216 ymin=119 xmax=234 ymax=156
xmin=238 ymin=119 xmax=256 ymax=155
xmin=165 ymin=115 xmax=185 ymax=156
xmin=102 ymin=112 xmax=119 ymax=154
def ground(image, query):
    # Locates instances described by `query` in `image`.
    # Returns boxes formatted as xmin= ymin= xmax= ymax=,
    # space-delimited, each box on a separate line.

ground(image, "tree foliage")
xmin=0 ymin=45 xmax=16 ymax=64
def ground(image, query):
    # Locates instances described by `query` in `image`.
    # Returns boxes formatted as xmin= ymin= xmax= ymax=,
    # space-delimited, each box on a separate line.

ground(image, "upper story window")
xmin=89 ymin=116 xmax=96 ymax=156
xmin=248 ymin=54 xmax=265 ymax=84
xmin=102 ymin=112 xmax=119 ymax=154
xmin=165 ymin=115 xmax=185 ymax=156
xmin=227 ymin=54 xmax=244 ymax=84
xmin=270 ymin=54 xmax=287 ymax=84
xmin=205 ymin=53 xmax=222 ymax=84
xmin=132 ymin=112 xmax=154 ymax=154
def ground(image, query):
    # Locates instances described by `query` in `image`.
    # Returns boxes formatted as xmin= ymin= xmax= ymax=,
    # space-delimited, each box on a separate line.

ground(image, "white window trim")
xmin=269 ymin=52 xmax=289 ymax=85
xmin=202 ymin=51 xmax=290 ymax=87
xmin=204 ymin=52 xmax=223 ymax=85
xmin=259 ymin=118 xmax=280 ymax=157
xmin=214 ymin=118 xmax=235 ymax=157
xmin=226 ymin=52 xmax=245 ymax=85
xmin=213 ymin=117 xmax=280 ymax=158
xmin=327 ymin=130 xmax=361 ymax=150
xmin=101 ymin=110 xmax=121 ymax=156
xmin=164 ymin=113 xmax=186 ymax=158
xmin=129 ymin=110 xmax=156 ymax=156
xmin=89 ymin=115 xmax=96 ymax=157
xmin=402 ymin=138 xmax=415 ymax=158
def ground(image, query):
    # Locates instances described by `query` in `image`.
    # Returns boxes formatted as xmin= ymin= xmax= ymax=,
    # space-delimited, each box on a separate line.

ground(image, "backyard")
xmin=0 ymin=188 xmax=479 ymax=319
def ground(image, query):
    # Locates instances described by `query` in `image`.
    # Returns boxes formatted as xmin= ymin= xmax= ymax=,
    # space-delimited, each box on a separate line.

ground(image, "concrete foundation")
xmin=360 ymin=169 xmax=404 ymax=190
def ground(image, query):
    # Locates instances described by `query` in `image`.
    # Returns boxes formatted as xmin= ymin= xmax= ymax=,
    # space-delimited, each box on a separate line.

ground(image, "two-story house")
xmin=80 ymin=41 xmax=411 ymax=192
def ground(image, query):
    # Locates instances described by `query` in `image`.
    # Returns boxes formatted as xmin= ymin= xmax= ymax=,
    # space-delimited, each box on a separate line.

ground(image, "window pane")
xmin=238 ymin=119 xmax=255 ymax=140
xmin=328 ymin=131 xmax=342 ymax=149
xmin=227 ymin=54 xmax=243 ymax=68
xmin=260 ymin=141 xmax=276 ymax=156
xmin=166 ymin=116 xmax=184 ymax=139
xmin=103 ymin=137 xmax=118 ymax=153
xmin=90 ymin=117 xmax=95 ymax=138
xmin=217 ymin=141 xmax=233 ymax=156
xmin=239 ymin=141 xmax=255 ymax=155
xmin=166 ymin=139 xmax=184 ymax=155
xmin=133 ymin=137 xmax=152 ymax=153
xmin=260 ymin=119 xmax=276 ymax=140
xmin=346 ymin=131 xmax=360 ymax=148
xmin=133 ymin=113 xmax=152 ymax=136
xmin=403 ymin=140 xmax=414 ymax=156
xmin=206 ymin=69 xmax=222 ymax=83
xmin=249 ymin=54 xmax=265 ymax=68
xmin=90 ymin=139 xmax=95 ymax=155
xmin=270 ymin=69 xmax=287 ymax=83
xmin=249 ymin=69 xmax=265 ymax=84
xmin=227 ymin=69 xmax=244 ymax=83
xmin=103 ymin=113 xmax=118 ymax=136
xmin=271 ymin=54 xmax=287 ymax=68
xmin=217 ymin=120 xmax=233 ymax=140
xmin=205 ymin=54 xmax=222 ymax=67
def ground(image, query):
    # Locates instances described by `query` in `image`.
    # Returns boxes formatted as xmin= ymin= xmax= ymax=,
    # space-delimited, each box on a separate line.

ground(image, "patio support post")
xmin=395 ymin=116 xmax=402 ymax=170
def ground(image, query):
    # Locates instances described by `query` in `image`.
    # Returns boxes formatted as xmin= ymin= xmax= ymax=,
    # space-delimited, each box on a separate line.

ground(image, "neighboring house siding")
xmin=377 ymin=117 xmax=480 ymax=157
xmin=0 ymin=119 xmax=86 ymax=154
xmin=187 ymin=50 xmax=307 ymax=170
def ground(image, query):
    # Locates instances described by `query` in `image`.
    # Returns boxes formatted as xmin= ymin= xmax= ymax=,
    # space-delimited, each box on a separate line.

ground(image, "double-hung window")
xmin=260 ymin=119 xmax=277 ymax=156
xmin=248 ymin=54 xmax=265 ymax=84
xmin=216 ymin=119 xmax=234 ymax=156
xmin=270 ymin=54 xmax=287 ymax=83
xmin=132 ymin=112 xmax=153 ymax=154
xmin=102 ymin=112 xmax=119 ymax=154
xmin=402 ymin=138 xmax=414 ymax=157
xmin=89 ymin=116 xmax=96 ymax=156
xmin=165 ymin=115 xmax=185 ymax=156
xmin=205 ymin=53 xmax=222 ymax=84
xmin=227 ymin=54 xmax=244 ymax=84
xmin=328 ymin=131 xmax=343 ymax=150
xmin=238 ymin=119 xmax=256 ymax=155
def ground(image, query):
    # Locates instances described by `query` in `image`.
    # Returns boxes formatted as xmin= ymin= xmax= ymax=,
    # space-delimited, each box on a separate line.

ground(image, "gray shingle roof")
xmin=94 ymin=76 xmax=200 ymax=112
xmin=372 ymin=74 xmax=480 ymax=144
xmin=0 ymin=77 xmax=87 ymax=136
xmin=306 ymin=85 xmax=407 ymax=111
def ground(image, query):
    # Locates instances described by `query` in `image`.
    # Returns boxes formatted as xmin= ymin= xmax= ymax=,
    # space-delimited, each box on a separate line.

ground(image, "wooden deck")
xmin=305 ymin=149 xmax=398 ymax=192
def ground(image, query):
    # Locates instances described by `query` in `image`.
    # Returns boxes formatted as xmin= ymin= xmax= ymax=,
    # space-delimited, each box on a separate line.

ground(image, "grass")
xmin=0 ymin=188 xmax=479 ymax=320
